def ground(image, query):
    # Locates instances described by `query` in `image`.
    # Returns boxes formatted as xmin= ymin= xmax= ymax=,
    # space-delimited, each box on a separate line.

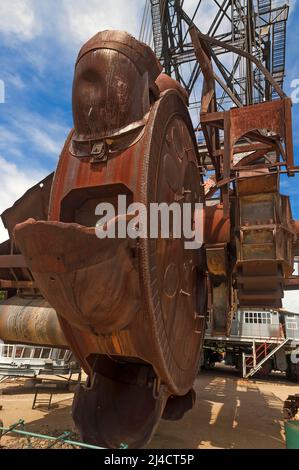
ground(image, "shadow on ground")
xmin=1 ymin=367 xmax=295 ymax=449
xmin=149 ymin=368 xmax=290 ymax=449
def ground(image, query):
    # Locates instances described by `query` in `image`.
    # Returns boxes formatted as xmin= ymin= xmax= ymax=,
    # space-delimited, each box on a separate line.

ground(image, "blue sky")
xmin=0 ymin=0 xmax=298 ymax=242
xmin=281 ymin=0 xmax=299 ymax=220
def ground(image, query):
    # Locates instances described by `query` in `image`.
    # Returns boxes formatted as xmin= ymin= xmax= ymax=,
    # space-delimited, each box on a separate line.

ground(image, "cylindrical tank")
xmin=0 ymin=296 xmax=67 ymax=348
xmin=285 ymin=420 xmax=299 ymax=449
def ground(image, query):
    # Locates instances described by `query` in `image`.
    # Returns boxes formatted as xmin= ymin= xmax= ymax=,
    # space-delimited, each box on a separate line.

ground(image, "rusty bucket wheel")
xmin=138 ymin=89 xmax=207 ymax=396
xmin=11 ymin=91 xmax=208 ymax=448
xmin=71 ymin=90 xmax=208 ymax=449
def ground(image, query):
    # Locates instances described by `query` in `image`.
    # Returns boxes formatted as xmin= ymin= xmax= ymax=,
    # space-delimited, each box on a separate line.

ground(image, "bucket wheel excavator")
xmin=0 ymin=27 xmax=298 ymax=448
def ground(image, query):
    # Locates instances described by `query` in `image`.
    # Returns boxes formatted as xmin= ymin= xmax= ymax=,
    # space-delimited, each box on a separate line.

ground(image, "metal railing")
xmin=0 ymin=419 xmax=129 ymax=449
xmin=0 ymin=343 xmax=80 ymax=378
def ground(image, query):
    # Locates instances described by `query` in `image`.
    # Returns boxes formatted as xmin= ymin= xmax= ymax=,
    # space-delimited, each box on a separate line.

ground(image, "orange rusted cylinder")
xmin=0 ymin=296 xmax=67 ymax=348
xmin=204 ymin=204 xmax=231 ymax=245
xmin=294 ymin=220 xmax=299 ymax=256
xmin=156 ymin=73 xmax=189 ymax=105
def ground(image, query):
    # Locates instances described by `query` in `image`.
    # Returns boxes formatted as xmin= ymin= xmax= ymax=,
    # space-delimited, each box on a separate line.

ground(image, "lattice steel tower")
xmin=140 ymin=0 xmax=290 ymax=116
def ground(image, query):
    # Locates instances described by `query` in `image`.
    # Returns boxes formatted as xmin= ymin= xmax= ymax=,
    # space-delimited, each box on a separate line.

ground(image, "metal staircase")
xmin=142 ymin=0 xmax=290 ymax=108
xmin=150 ymin=0 xmax=164 ymax=60
xmin=258 ymin=0 xmax=272 ymax=15
xmin=272 ymin=20 xmax=287 ymax=97
xmin=258 ymin=0 xmax=288 ymax=99
xmin=243 ymin=337 xmax=289 ymax=378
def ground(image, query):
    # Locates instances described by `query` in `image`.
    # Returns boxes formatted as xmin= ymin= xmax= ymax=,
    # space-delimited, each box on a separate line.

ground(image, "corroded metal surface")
xmin=72 ymin=364 xmax=168 ymax=449
xmin=284 ymin=395 xmax=299 ymax=420
xmin=71 ymin=30 xmax=161 ymax=156
xmin=0 ymin=173 xmax=54 ymax=293
xmin=15 ymin=219 xmax=140 ymax=335
xmin=1 ymin=173 xmax=54 ymax=239
xmin=0 ymin=28 xmax=298 ymax=449
xmin=0 ymin=297 xmax=67 ymax=348
xmin=204 ymin=204 xmax=230 ymax=245
xmin=235 ymin=171 xmax=296 ymax=308
xmin=15 ymin=90 xmax=206 ymax=390
xmin=190 ymin=26 xmax=297 ymax=333
xmin=10 ymin=31 xmax=206 ymax=448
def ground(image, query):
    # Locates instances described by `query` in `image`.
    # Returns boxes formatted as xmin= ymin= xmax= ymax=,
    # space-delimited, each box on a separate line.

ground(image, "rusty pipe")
xmin=204 ymin=204 xmax=231 ymax=245
xmin=0 ymin=296 xmax=68 ymax=348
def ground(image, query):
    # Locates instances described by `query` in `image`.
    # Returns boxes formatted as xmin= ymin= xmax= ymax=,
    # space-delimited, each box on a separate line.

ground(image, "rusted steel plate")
xmin=206 ymin=244 xmax=227 ymax=277
xmin=0 ymin=255 xmax=27 ymax=269
xmin=0 ymin=175 xmax=53 ymax=287
xmin=14 ymin=218 xmax=140 ymax=335
xmin=1 ymin=173 xmax=53 ymax=239
xmin=229 ymin=100 xmax=288 ymax=145
xmin=235 ymin=172 xmax=296 ymax=308
xmin=205 ymin=243 xmax=233 ymax=335
xmin=72 ymin=365 xmax=168 ymax=449
xmin=284 ymin=277 xmax=299 ymax=290
xmin=0 ymin=280 xmax=36 ymax=289
xmin=294 ymin=221 xmax=299 ymax=256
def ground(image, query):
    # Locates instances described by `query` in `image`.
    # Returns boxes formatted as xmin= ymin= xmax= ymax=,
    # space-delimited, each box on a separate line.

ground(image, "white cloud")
xmin=289 ymin=0 xmax=297 ymax=14
xmin=6 ymin=73 xmax=26 ymax=91
xmin=0 ymin=126 xmax=21 ymax=146
xmin=0 ymin=1 xmax=143 ymax=246
xmin=22 ymin=119 xmax=69 ymax=158
xmin=0 ymin=0 xmax=40 ymax=42
xmin=184 ymin=0 xmax=227 ymax=34
xmin=1 ymin=111 xmax=69 ymax=161
xmin=0 ymin=0 xmax=143 ymax=50
xmin=0 ymin=155 xmax=44 ymax=242
xmin=60 ymin=0 xmax=142 ymax=47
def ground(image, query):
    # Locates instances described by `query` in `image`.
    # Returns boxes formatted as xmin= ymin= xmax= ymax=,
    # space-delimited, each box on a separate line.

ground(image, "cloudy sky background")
xmin=0 ymin=0 xmax=298 ymax=311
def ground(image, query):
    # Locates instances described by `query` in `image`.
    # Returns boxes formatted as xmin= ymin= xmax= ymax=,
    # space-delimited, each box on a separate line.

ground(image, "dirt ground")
xmin=0 ymin=366 xmax=298 ymax=449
